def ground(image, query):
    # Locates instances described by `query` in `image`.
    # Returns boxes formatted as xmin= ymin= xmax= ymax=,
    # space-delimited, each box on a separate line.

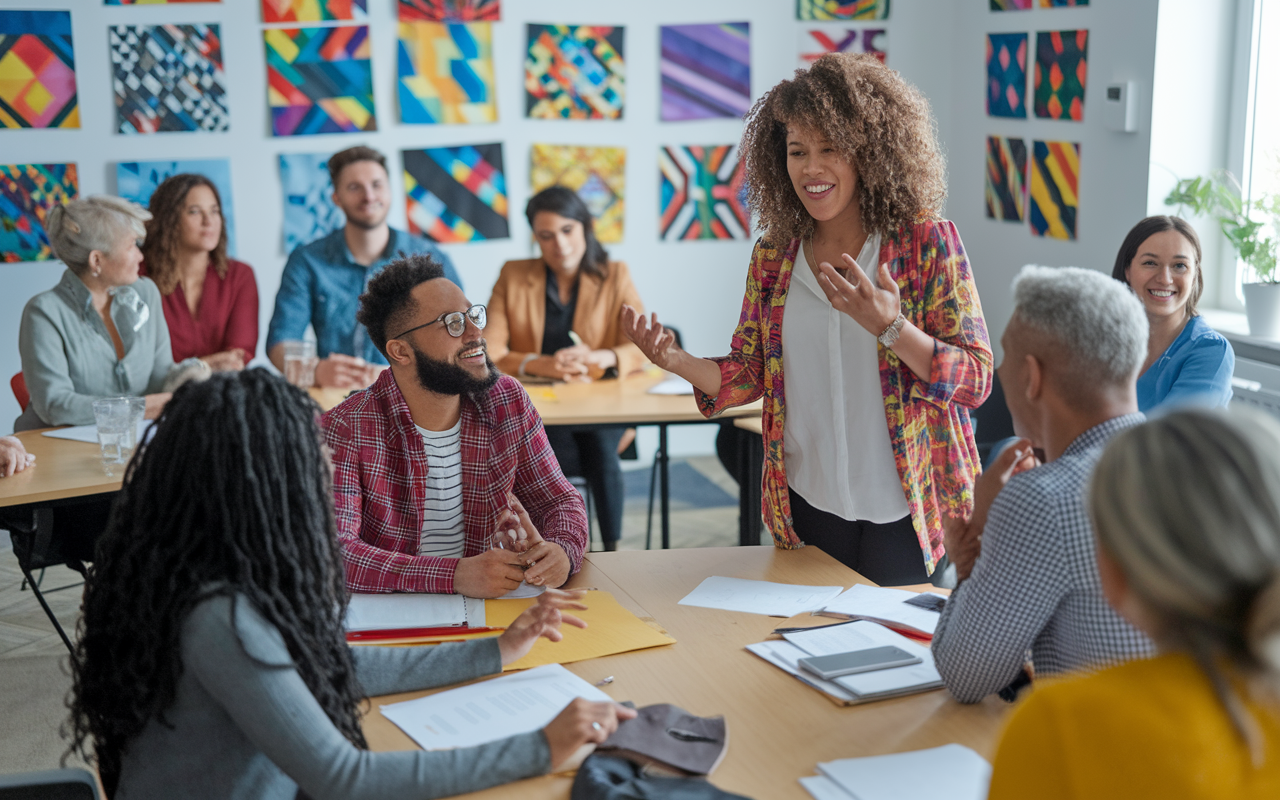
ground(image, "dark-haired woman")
xmin=1112 ymin=215 xmax=1234 ymax=411
xmin=141 ymin=173 xmax=259 ymax=370
xmin=486 ymin=186 xmax=647 ymax=551
xmin=69 ymin=370 xmax=633 ymax=798
xmin=624 ymin=54 xmax=992 ymax=585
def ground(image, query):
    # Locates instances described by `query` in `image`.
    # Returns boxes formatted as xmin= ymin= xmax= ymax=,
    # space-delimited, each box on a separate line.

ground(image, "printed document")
xmin=820 ymin=584 xmax=943 ymax=635
xmin=678 ymin=576 xmax=844 ymax=617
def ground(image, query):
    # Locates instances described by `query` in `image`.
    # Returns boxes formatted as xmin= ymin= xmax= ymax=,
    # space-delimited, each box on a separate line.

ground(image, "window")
xmin=1241 ymin=0 xmax=1279 ymax=282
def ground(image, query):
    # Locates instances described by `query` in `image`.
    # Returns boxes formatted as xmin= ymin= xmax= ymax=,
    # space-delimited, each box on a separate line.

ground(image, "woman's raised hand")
xmin=621 ymin=305 xmax=681 ymax=371
xmin=496 ymin=588 xmax=589 ymax=665
xmin=816 ymin=255 xmax=902 ymax=338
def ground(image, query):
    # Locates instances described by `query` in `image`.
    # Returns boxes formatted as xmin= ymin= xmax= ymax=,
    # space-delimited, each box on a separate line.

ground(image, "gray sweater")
xmin=116 ymin=594 xmax=551 ymax=799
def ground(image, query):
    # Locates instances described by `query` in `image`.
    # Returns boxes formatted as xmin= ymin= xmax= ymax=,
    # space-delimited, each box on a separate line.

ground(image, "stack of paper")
xmin=818 ymin=585 xmax=946 ymax=639
xmin=799 ymin=744 xmax=991 ymax=800
xmin=678 ymin=576 xmax=845 ymax=617
xmin=646 ymin=376 xmax=695 ymax=395
xmin=344 ymin=593 xmax=483 ymax=632
xmin=747 ymin=620 xmax=943 ymax=705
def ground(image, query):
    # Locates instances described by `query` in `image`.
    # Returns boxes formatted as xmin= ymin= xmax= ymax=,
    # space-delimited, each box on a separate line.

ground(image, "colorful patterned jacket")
xmin=695 ymin=220 xmax=993 ymax=574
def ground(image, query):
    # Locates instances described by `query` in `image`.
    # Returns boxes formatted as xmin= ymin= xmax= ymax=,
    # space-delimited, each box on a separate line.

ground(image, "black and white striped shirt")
xmin=931 ymin=413 xmax=1156 ymax=704
xmin=415 ymin=421 xmax=465 ymax=559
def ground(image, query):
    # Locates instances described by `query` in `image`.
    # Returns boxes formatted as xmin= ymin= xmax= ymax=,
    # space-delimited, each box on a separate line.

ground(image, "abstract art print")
xmin=796 ymin=0 xmax=889 ymax=20
xmin=262 ymin=0 xmax=367 ymax=23
xmin=266 ymin=25 xmax=375 ymax=136
xmin=1034 ymin=29 xmax=1087 ymax=121
xmin=989 ymin=0 xmax=1032 ymax=9
xmin=398 ymin=21 xmax=496 ymax=124
xmin=660 ymin=23 xmax=750 ymax=121
xmin=659 ymin=145 xmax=748 ymax=241
xmin=279 ymin=152 xmax=344 ymax=253
xmin=403 ymin=144 xmax=508 ymax=243
xmin=798 ymin=27 xmax=886 ymax=69
xmin=398 ymin=0 xmax=500 ymax=21
xmin=0 ymin=163 xmax=76 ymax=263
xmin=987 ymin=33 xmax=1027 ymax=118
xmin=530 ymin=144 xmax=626 ymax=243
xmin=1029 ymin=140 xmax=1079 ymax=240
xmin=105 ymin=0 xmax=220 ymax=5
xmin=985 ymin=136 xmax=1027 ymax=223
xmin=0 ymin=10 xmax=78 ymax=129
xmin=525 ymin=24 xmax=624 ymax=120
xmin=110 ymin=25 xmax=229 ymax=134
xmin=1039 ymin=0 xmax=1088 ymax=6
xmin=117 ymin=159 xmax=236 ymax=256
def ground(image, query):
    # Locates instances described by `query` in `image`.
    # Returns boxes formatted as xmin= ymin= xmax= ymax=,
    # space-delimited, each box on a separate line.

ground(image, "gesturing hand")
xmin=497 ymin=588 xmax=589 ymax=665
xmin=543 ymin=698 xmax=638 ymax=772
xmin=945 ymin=438 xmax=1040 ymax=582
xmin=621 ymin=305 xmax=681 ymax=371
xmin=815 ymin=255 xmax=902 ymax=338
xmin=505 ymin=493 xmax=571 ymax=588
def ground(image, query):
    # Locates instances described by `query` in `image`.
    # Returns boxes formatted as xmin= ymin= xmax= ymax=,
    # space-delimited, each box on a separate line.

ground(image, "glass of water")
xmin=93 ymin=396 xmax=144 ymax=477
xmin=283 ymin=340 xmax=319 ymax=389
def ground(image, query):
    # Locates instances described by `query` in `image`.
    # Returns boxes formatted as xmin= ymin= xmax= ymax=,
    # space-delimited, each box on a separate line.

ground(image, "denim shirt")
xmin=1136 ymin=315 xmax=1235 ymax=412
xmin=16 ymin=270 xmax=174 ymax=431
xmin=265 ymin=228 xmax=461 ymax=365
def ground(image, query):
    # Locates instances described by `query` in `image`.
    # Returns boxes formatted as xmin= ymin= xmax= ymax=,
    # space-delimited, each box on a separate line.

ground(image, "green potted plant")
xmin=1165 ymin=171 xmax=1280 ymax=339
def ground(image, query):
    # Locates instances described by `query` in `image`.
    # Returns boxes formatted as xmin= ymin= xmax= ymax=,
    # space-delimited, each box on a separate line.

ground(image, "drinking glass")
xmin=283 ymin=340 xmax=319 ymax=388
xmin=93 ymin=396 xmax=144 ymax=477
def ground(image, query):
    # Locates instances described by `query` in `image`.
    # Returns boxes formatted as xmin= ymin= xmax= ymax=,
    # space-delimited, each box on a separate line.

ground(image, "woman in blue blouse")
xmin=1112 ymin=216 xmax=1234 ymax=411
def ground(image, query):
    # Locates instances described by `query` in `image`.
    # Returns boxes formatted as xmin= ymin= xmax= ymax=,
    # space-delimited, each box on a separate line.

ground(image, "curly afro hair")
xmin=740 ymin=53 xmax=947 ymax=244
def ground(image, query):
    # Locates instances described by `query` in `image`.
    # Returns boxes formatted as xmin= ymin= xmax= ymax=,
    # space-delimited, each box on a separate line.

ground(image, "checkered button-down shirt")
xmin=932 ymin=413 xmax=1156 ymax=703
xmin=322 ymin=370 xmax=588 ymax=594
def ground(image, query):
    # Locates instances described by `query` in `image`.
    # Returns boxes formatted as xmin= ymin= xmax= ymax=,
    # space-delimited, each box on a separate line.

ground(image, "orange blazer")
xmin=486 ymin=258 xmax=647 ymax=378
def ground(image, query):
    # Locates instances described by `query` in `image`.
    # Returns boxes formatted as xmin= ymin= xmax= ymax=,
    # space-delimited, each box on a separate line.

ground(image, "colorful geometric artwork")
xmin=279 ymin=153 xmax=344 ymax=253
xmin=659 ymin=145 xmax=748 ymax=241
xmin=117 ymin=160 xmax=237 ymax=256
xmin=1034 ymin=29 xmax=1087 ymax=121
xmin=530 ymin=144 xmax=626 ymax=243
xmin=398 ymin=0 xmax=499 ymax=21
xmin=265 ymin=26 xmax=376 ymax=136
xmin=398 ymin=22 xmax=496 ymax=124
xmin=985 ymin=136 xmax=1027 ymax=223
xmin=0 ymin=163 xmax=77 ymax=263
xmin=660 ymin=23 xmax=750 ymax=122
xmin=798 ymin=27 xmax=886 ymax=69
xmin=987 ymin=33 xmax=1027 ymax=119
xmin=110 ymin=25 xmax=229 ymax=134
xmin=0 ymin=11 xmax=78 ymax=129
xmin=525 ymin=24 xmax=624 ymax=120
xmin=796 ymin=0 xmax=889 ymax=20
xmin=989 ymin=0 xmax=1032 ymax=9
xmin=1039 ymin=0 xmax=1088 ymax=6
xmin=262 ymin=0 xmax=367 ymax=23
xmin=1029 ymin=140 xmax=1079 ymax=240
xmin=105 ymin=0 xmax=219 ymax=5
xmin=403 ymin=144 xmax=508 ymax=243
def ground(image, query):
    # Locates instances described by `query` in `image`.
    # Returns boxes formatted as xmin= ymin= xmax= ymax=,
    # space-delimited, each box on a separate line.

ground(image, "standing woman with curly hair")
xmin=624 ymin=54 xmax=992 ymax=584
xmin=140 ymin=173 xmax=259 ymax=370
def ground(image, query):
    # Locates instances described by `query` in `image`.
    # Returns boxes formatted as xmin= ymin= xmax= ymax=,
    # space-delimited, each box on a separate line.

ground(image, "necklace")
xmin=804 ymin=229 xmax=868 ymax=282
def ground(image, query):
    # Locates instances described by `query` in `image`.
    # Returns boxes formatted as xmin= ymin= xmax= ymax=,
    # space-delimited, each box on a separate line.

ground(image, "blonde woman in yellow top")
xmin=989 ymin=408 xmax=1280 ymax=799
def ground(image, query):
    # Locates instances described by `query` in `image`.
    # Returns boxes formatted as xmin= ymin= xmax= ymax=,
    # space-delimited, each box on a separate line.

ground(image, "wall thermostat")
xmin=1104 ymin=81 xmax=1138 ymax=133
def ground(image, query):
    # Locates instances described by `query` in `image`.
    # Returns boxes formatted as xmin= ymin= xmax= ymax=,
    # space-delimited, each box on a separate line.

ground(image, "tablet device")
xmin=797 ymin=646 xmax=921 ymax=680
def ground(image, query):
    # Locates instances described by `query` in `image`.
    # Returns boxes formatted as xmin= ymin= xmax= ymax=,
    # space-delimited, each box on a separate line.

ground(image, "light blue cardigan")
xmin=1136 ymin=315 xmax=1235 ymax=412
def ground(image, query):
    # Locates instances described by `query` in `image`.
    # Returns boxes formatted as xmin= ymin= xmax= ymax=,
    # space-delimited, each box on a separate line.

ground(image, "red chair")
xmin=10 ymin=372 xmax=28 ymax=412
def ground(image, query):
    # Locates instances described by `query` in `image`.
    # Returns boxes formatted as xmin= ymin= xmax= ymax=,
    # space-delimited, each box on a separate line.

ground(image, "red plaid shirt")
xmin=322 ymin=370 xmax=588 ymax=593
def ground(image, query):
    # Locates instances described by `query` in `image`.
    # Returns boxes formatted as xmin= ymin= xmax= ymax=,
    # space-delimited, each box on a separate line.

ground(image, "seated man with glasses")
xmin=322 ymin=255 xmax=589 ymax=598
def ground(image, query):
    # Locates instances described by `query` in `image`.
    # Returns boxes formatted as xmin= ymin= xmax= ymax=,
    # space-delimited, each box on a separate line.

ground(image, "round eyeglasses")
xmin=393 ymin=304 xmax=487 ymax=340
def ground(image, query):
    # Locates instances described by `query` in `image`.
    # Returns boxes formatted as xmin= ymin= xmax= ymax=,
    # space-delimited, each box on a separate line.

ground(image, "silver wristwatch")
xmin=877 ymin=312 xmax=907 ymax=347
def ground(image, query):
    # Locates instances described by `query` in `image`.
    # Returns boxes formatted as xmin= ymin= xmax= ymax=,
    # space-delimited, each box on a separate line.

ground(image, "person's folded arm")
xmin=20 ymin=302 xmax=97 ymax=427
xmin=142 ymin=284 xmax=177 ymax=394
xmin=1159 ymin=336 xmax=1235 ymax=409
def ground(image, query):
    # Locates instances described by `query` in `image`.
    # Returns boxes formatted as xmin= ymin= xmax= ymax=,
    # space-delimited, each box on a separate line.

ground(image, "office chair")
xmin=10 ymin=372 xmax=28 ymax=411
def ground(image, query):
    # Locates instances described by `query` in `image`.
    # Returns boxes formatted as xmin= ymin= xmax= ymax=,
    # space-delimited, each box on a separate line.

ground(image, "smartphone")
xmin=797 ymin=646 xmax=921 ymax=680
xmin=904 ymin=593 xmax=946 ymax=612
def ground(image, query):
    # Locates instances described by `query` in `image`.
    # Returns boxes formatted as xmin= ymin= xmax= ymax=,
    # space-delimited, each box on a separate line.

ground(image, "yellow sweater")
xmin=989 ymin=653 xmax=1280 ymax=799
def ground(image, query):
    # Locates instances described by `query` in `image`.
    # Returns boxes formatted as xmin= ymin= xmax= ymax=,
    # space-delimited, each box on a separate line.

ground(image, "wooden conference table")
xmin=365 ymin=546 xmax=1010 ymax=800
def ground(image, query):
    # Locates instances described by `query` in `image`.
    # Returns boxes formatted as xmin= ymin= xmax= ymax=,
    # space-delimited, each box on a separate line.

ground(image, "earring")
xmin=92 ymin=270 xmax=101 ymax=277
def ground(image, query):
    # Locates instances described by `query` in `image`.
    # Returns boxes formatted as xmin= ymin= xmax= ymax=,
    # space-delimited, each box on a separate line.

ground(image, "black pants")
xmin=545 ymin=426 xmax=625 ymax=544
xmin=788 ymin=488 xmax=929 ymax=586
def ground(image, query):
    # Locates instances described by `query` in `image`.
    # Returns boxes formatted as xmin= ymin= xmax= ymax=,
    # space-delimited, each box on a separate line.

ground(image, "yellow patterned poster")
xmin=530 ymin=144 xmax=626 ymax=243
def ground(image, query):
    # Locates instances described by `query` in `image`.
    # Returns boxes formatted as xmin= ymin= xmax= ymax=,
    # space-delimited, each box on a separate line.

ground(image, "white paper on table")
xmin=678 ymin=576 xmax=844 ymax=617
xmin=782 ymin=622 xmax=942 ymax=697
xmin=817 ymin=744 xmax=991 ymax=800
xmin=42 ymin=420 xmax=149 ymax=444
xmin=499 ymin=581 xmax=546 ymax=599
xmin=380 ymin=663 xmax=613 ymax=750
xmin=821 ymin=584 xmax=943 ymax=635
xmin=344 ymin=593 xmax=474 ymax=632
xmin=799 ymin=775 xmax=857 ymax=800
xmin=646 ymin=376 xmax=694 ymax=395
xmin=746 ymin=641 xmax=857 ymax=703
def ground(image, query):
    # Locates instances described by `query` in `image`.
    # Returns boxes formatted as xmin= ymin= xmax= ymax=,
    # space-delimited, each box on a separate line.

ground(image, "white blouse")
xmin=781 ymin=234 xmax=909 ymax=524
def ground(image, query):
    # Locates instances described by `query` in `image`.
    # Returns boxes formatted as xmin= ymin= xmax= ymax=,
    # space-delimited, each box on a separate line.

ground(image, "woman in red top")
xmin=141 ymin=174 xmax=259 ymax=369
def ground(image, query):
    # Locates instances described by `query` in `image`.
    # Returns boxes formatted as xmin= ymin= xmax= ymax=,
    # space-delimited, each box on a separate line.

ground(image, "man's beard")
xmin=343 ymin=205 xmax=388 ymax=230
xmin=411 ymin=341 xmax=500 ymax=396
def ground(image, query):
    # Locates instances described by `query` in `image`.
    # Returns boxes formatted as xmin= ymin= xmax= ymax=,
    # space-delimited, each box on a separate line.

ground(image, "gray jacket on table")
xmin=15 ymin=270 xmax=173 ymax=431
xmin=115 ymin=593 xmax=551 ymax=799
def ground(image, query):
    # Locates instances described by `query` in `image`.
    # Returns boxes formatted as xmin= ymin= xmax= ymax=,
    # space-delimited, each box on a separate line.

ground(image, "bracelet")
xmin=517 ymin=353 xmax=539 ymax=376
xmin=877 ymin=312 xmax=907 ymax=348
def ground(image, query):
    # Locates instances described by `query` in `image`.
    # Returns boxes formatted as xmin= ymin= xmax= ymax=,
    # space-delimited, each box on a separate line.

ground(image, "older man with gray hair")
xmin=931 ymin=266 xmax=1156 ymax=704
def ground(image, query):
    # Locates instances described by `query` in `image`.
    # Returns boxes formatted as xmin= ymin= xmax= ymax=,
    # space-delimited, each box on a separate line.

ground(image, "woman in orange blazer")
xmin=487 ymin=187 xmax=646 ymax=550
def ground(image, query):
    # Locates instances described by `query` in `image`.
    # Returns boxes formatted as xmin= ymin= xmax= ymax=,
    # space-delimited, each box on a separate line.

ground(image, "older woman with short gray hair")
xmin=16 ymin=195 xmax=200 ymax=431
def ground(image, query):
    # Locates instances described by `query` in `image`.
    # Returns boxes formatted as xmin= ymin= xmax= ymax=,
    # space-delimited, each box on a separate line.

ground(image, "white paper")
xmin=821 ymin=585 xmax=943 ymax=635
xmin=678 ymin=576 xmax=844 ymax=617
xmin=42 ymin=420 xmax=149 ymax=444
xmin=783 ymin=622 xmax=942 ymax=698
xmin=345 ymin=593 xmax=468 ymax=632
xmin=746 ymin=641 xmax=857 ymax=703
xmin=499 ymin=581 xmax=546 ymax=599
xmin=380 ymin=663 xmax=613 ymax=750
xmin=817 ymin=744 xmax=991 ymax=800
xmin=800 ymin=775 xmax=857 ymax=800
xmin=646 ymin=377 xmax=694 ymax=395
